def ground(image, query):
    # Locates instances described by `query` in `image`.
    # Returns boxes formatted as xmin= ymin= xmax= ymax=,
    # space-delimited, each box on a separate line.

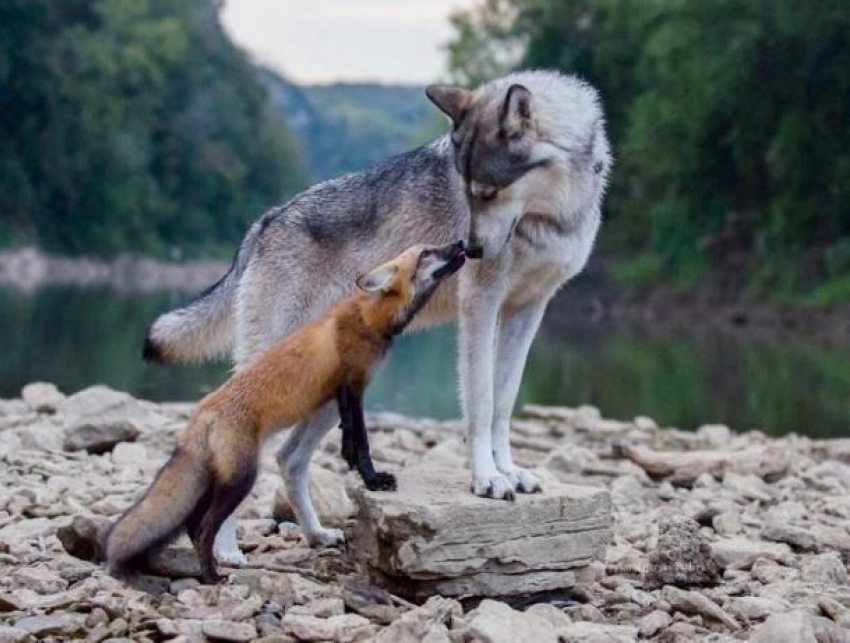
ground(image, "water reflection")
xmin=1 ymin=286 xmax=848 ymax=438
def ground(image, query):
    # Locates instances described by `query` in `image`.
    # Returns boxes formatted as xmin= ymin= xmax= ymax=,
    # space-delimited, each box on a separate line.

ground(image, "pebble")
xmin=1 ymin=383 xmax=849 ymax=641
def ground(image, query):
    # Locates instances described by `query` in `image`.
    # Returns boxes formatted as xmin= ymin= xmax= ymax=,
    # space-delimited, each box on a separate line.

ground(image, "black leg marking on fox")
xmin=195 ymin=465 xmax=257 ymax=584
xmin=336 ymin=384 xmax=396 ymax=492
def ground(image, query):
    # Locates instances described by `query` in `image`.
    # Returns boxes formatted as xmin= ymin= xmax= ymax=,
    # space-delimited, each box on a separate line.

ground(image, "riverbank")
xmin=1 ymin=383 xmax=849 ymax=641
xmin=0 ymin=247 xmax=228 ymax=293
xmin=3 ymin=247 xmax=849 ymax=341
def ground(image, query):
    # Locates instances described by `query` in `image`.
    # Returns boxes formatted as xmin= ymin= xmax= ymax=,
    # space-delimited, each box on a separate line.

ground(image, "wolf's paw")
xmin=214 ymin=547 xmax=248 ymax=567
xmin=471 ymin=471 xmax=515 ymax=501
xmin=365 ymin=471 xmax=397 ymax=492
xmin=306 ymin=527 xmax=345 ymax=548
xmin=499 ymin=466 xmax=542 ymax=494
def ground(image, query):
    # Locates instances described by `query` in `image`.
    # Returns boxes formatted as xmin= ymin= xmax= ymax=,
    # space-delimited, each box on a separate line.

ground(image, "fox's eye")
xmin=480 ymin=187 xmax=498 ymax=201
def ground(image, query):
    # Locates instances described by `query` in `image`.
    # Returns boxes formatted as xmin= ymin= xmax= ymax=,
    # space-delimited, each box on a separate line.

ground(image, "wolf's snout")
xmin=466 ymin=243 xmax=484 ymax=259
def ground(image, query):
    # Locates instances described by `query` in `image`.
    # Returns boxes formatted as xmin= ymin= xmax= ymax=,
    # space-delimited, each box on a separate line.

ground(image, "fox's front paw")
xmin=470 ymin=471 xmax=515 ymax=501
xmin=499 ymin=466 xmax=542 ymax=494
xmin=305 ymin=527 xmax=345 ymax=548
xmin=365 ymin=471 xmax=397 ymax=491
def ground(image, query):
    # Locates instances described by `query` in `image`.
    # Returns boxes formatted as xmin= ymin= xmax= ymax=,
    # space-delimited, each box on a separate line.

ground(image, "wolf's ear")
xmin=356 ymin=264 xmax=399 ymax=293
xmin=499 ymin=83 xmax=533 ymax=137
xmin=425 ymin=85 xmax=470 ymax=125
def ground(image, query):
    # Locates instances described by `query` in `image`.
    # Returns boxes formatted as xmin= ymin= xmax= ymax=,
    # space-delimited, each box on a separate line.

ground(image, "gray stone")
xmin=762 ymin=522 xmax=817 ymax=551
xmin=56 ymin=514 xmax=109 ymax=561
xmin=557 ymin=621 xmax=638 ymax=643
xmin=351 ymin=465 xmax=612 ymax=598
xmin=281 ymin=613 xmax=373 ymax=642
xmin=711 ymin=537 xmax=794 ymax=569
xmin=0 ymin=626 xmax=28 ymax=643
xmin=12 ymin=566 xmax=68 ymax=594
xmin=201 ymin=620 xmax=258 ymax=642
xmin=373 ymin=596 xmax=461 ymax=643
xmin=21 ymin=382 xmax=65 ymax=413
xmin=712 ymin=511 xmax=743 ymax=536
xmin=726 ymin=596 xmax=790 ymax=621
xmin=60 ymin=385 xmax=164 ymax=452
xmin=463 ymin=599 xmax=561 ymax=643
xmin=111 ymin=441 xmax=147 ymax=467
xmin=647 ymin=516 xmax=722 ymax=587
xmin=749 ymin=610 xmax=844 ymax=643
xmin=801 ymin=552 xmax=848 ymax=585
xmin=639 ymin=610 xmax=671 ymax=638
xmin=660 ymin=586 xmax=739 ymax=630
xmin=14 ymin=614 xmax=86 ymax=637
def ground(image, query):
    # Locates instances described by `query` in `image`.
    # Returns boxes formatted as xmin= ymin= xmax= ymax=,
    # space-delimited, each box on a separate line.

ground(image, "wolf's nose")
xmin=466 ymin=244 xmax=484 ymax=259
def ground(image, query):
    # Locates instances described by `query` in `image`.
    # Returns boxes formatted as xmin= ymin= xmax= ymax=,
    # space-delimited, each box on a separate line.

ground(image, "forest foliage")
xmin=449 ymin=0 xmax=850 ymax=301
xmin=0 ymin=0 xmax=305 ymax=258
xmin=262 ymin=73 xmax=441 ymax=182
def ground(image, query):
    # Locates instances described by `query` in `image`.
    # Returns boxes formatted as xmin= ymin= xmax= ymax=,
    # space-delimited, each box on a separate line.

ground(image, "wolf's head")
xmin=356 ymin=242 xmax=466 ymax=337
xmin=427 ymin=72 xmax=609 ymax=259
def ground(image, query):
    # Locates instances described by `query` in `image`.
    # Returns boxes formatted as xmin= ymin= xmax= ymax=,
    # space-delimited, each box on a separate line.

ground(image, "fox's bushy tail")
xmin=105 ymin=448 xmax=209 ymax=573
xmin=143 ymin=220 xmax=263 ymax=363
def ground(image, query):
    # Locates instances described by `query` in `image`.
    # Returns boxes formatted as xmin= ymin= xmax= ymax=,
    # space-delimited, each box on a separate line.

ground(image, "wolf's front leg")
xmin=492 ymin=297 xmax=550 ymax=493
xmin=276 ymin=402 xmax=345 ymax=547
xmin=213 ymin=513 xmax=247 ymax=566
xmin=458 ymin=267 xmax=514 ymax=500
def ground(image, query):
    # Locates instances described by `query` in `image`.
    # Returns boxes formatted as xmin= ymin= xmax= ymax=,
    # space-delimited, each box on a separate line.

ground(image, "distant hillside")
xmin=261 ymin=69 xmax=443 ymax=182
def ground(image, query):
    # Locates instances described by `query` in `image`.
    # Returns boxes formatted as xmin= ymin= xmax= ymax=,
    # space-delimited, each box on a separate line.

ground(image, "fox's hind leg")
xmin=277 ymin=401 xmax=344 ymax=547
xmin=196 ymin=465 xmax=257 ymax=584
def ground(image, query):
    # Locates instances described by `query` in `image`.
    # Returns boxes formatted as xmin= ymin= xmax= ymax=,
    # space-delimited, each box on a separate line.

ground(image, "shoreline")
xmin=0 ymin=247 xmax=229 ymax=293
xmin=0 ymin=382 xmax=849 ymax=640
xmin=2 ymin=246 xmax=848 ymax=341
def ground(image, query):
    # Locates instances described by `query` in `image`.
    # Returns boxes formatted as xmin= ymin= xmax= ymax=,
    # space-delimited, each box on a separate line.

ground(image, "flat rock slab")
xmin=351 ymin=466 xmax=612 ymax=598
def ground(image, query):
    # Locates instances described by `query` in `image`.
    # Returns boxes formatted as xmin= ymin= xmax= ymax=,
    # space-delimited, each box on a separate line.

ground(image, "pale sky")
xmin=220 ymin=0 xmax=478 ymax=85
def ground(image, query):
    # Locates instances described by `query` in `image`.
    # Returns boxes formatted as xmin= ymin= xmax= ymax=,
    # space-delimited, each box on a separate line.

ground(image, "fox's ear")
xmin=426 ymin=85 xmax=470 ymax=125
xmin=356 ymin=264 xmax=399 ymax=293
xmin=499 ymin=83 xmax=533 ymax=137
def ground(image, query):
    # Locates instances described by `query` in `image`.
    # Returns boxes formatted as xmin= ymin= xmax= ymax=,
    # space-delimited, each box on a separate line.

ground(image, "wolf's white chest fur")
xmin=502 ymin=165 xmax=602 ymax=309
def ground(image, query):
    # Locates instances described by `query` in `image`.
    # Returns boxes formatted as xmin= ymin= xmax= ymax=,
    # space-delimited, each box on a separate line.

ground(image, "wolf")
xmin=144 ymin=69 xmax=611 ymax=563
xmin=107 ymin=243 xmax=466 ymax=583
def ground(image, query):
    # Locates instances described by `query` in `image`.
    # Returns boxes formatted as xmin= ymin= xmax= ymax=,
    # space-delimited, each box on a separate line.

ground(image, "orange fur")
xmin=105 ymin=245 xmax=457 ymax=583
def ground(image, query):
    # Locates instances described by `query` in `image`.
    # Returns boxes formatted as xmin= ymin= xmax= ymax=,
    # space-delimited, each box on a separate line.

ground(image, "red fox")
xmin=105 ymin=242 xmax=466 ymax=583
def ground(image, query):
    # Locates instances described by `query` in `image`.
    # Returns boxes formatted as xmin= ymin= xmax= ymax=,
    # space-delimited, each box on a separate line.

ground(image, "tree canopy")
xmin=449 ymin=0 xmax=850 ymax=301
xmin=0 ymin=0 xmax=305 ymax=258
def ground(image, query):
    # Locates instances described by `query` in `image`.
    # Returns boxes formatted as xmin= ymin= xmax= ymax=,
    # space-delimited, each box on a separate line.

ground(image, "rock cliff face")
xmin=1 ymin=383 xmax=850 ymax=641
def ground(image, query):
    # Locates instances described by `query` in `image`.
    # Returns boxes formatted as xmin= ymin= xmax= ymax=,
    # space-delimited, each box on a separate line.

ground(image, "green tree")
xmin=0 ymin=0 xmax=305 ymax=257
xmin=448 ymin=0 xmax=850 ymax=301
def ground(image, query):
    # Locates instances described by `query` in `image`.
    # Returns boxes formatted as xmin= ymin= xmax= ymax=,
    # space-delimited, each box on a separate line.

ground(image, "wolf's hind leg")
xmin=492 ymin=298 xmax=550 ymax=493
xmin=277 ymin=402 xmax=344 ymax=547
xmin=196 ymin=466 xmax=257 ymax=584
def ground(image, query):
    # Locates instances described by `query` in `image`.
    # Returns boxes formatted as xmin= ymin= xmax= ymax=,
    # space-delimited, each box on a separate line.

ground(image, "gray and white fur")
xmin=144 ymin=69 xmax=611 ymax=564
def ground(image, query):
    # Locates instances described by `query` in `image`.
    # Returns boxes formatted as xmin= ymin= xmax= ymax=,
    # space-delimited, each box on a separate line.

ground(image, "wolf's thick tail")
xmin=105 ymin=447 xmax=209 ymax=573
xmin=143 ymin=221 xmax=264 ymax=363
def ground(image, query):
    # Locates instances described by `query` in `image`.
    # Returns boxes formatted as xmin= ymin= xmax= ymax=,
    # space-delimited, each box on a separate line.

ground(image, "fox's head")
xmin=356 ymin=241 xmax=466 ymax=337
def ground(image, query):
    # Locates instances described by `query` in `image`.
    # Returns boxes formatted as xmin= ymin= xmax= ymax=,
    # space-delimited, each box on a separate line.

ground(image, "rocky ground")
xmin=1 ymin=383 xmax=849 ymax=642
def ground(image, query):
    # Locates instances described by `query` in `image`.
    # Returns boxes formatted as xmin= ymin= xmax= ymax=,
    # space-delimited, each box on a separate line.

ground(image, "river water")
xmin=1 ymin=285 xmax=848 ymax=438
